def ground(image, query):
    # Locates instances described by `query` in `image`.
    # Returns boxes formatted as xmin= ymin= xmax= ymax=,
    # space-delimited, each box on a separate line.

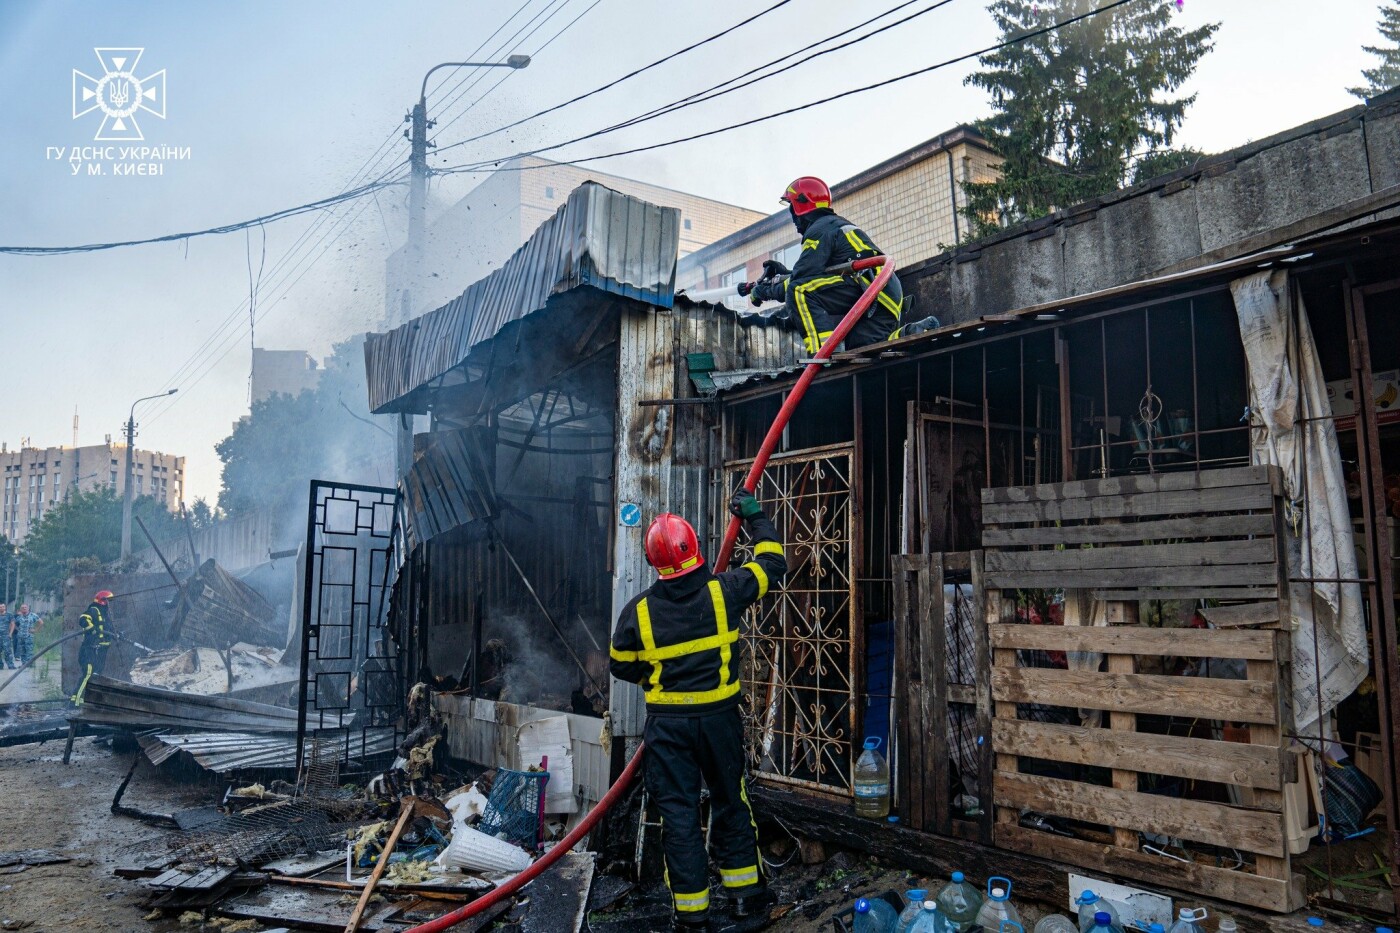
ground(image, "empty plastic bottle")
xmin=853 ymin=737 xmax=891 ymax=819
xmin=854 ymin=896 xmax=900 ymax=933
xmin=936 ymin=871 xmax=983 ymax=932
xmin=1167 ymin=908 xmax=1208 ymax=933
xmin=1090 ymin=911 xmax=1125 ymax=933
xmin=898 ymin=890 xmax=930 ymax=932
xmin=907 ymin=901 xmax=950 ymax=933
xmin=973 ymin=877 xmax=1022 ymax=933
xmin=1149 ymin=924 xmax=1165 ymax=933
xmin=1074 ymin=891 xmax=1123 ymax=933
xmin=1034 ymin=915 xmax=1080 ymax=933
xmin=1217 ymin=918 xmax=1237 ymax=933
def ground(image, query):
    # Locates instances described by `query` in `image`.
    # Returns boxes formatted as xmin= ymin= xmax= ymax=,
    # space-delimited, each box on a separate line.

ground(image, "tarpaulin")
xmin=1231 ymin=269 xmax=1369 ymax=736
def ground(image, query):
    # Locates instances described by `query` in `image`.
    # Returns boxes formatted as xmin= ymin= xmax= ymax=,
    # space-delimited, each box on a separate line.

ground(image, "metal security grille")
xmin=728 ymin=445 xmax=857 ymax=796
xmin=296 ymin=481 xmax=400 ymax=776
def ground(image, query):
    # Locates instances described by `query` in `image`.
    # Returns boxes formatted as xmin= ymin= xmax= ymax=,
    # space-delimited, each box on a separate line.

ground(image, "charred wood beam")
xmin=111 ymin=756 xmax=179 ymax=829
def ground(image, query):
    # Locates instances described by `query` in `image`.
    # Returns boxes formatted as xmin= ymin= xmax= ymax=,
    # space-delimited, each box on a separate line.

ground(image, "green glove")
xmin=729 ymin=489 xmax=763 ymax=520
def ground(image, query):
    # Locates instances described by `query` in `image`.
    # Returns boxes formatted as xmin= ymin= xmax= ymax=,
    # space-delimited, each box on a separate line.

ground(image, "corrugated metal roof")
xmin=140 ymin=728 xmax=396 ymax=773
xmin=393 ymin=428 xmax=498 ymax=563
xmin=366 ymin=182 xmax=680 ymax=414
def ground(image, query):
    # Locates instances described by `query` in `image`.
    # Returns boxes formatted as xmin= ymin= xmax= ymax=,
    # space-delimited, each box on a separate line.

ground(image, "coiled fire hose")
xmin=402 ymin=256 xmax=894 ymax=932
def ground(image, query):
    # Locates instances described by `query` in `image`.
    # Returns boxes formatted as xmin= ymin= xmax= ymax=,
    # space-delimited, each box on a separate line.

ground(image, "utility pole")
xmin=120 ymin=389 xmax=177 ymax=559
xmin=395 ymin=54 xmax=530 ymax=479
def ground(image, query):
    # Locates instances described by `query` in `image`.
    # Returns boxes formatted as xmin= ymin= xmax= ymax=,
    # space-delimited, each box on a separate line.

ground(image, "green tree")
xmin=187 ymin=497 xmax=219 ymax=531
xmin=0 ymin=536 xmax=17 ymax=603
xmin=18 ymin=487 xmax=182 ymax=596
xmin=962 ymin=0 xmax=1219 ymax=237
xmin=1350 ymin=1 xmax=1400 ymax=99
xmin=214 ymin=336 xmax=393 ymax=528
xmin=1131 ymin=146 xmax=1209 ymax=185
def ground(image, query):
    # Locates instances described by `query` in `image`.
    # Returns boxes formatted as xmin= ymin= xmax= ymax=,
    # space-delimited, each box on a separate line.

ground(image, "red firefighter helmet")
xmin=780 ymin=176 xmax=832 ymax=216
xmin=94 ymin=590 xmax=114 ymax=605
xmin=644 ymin=513 xmax=705 ymax=578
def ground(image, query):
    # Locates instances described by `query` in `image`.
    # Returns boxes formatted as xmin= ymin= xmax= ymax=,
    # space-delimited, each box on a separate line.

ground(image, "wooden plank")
xmin=345 ymin=801 xmax=415 ymax=932
xmin=892 ymin=556 xmax=915 ymax=826
xmin=988 ymin=588 xmax=1019 ymax=832
xmin=1200 ymin=602 xmax=1281 ymax=628
xmin=985 ymin=563 xmax=1279 ymax=590
xmin=994 ymin=823 xmax=1304 ymax=913
xmin=1247 ymin=651 xmax=1291 ymax=887
xmin=947 ymin=683 xmax=976 ymax=705
xmin=1093 ymin=586 xmax=1278 ymax=602
xmin=924 ymin=555 xmax=948 ymax=834
xmin=984 ymin=539 xmax=1276 ymax=573
xmin=1104 ymin=599 xmax=1137 ymax=850
xmin=988 ymin=624 xmax=1278 ymax=660
xmin=971 ymin=551 xmax=993 ymax=846
xmin=981 ymin=466 xmax=1274 ymax=505
xmin=990 ymin=667 xmax=1278 ymax=723
xmin=994 ymin=770 xmax=1286 ymax=857
xmin=992 ymin=719 xmax=1283 ymax=789
xmin=981 ymin=512 xmax=1275 ymax=548
xmin=983 ymin=484 xmax=1274 ymax=526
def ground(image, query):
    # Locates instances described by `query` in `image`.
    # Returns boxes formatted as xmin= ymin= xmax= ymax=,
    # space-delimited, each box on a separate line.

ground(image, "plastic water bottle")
xmin=936 ymin=871 xmax=983 ymax=932
xmin=907 ymin=901 xmax=949 ymax=933
xmin=1167 ymin=908 xmax=1208 ymax=933
xmin=1149 ymin=925 xmax=1166 ymax=933
xmin=854 ymin=896 xmax=900 ymax=933
xmin=1075 ymin=891 xmax=1123 ymax=933
xmin=853 ymin=737 xmax=891 ymax=818
xmin=973 ymin=877 xmax=1022 ymax=933
xmin=898 ymin=890 xmax=929 ymax=932
xmin=1091 ymin=911 xmax=1124 ymax=933
xmin=1217 ymin=917 xmax=1237 ymax=933
xmin=1034 ymin=916 xmax=1080 ymax=933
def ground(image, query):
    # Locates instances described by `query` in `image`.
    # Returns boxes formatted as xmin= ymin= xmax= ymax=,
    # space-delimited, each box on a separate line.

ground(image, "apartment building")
xmin=675 ymin=126 xmax=1002 ymax=309
xmin=0 ymin=441 xmax=184 ymax=543
xmin=384 ymin=155 xmax=768 ymax=326
xmin=252 ymin=348 xmax=322 ymax=404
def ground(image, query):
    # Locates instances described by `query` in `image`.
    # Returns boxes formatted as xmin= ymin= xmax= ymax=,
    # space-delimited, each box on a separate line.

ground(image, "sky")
xmin=0 ymin=0 xmax=1386 ymax=505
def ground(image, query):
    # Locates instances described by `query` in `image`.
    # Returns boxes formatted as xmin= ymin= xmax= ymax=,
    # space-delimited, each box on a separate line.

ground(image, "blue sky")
xmin=0 ymin=0 xmax=1384 ymax=503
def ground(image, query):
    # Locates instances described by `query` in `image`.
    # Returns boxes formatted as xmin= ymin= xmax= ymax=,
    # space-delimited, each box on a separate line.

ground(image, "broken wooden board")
xmin=260 ymin=850 xmax=346 ymax=878
xmin=145 ymin=865 xmax=236 ymax=891
xmin=0 ymin=849 xmax=70 ymax=868
xmin=517 ymin=851 xmax=595 ymax=932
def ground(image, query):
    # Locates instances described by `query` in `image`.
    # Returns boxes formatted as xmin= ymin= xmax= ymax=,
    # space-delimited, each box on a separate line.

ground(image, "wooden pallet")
xmin=980 ymin=465 xmax=1303 ymax=913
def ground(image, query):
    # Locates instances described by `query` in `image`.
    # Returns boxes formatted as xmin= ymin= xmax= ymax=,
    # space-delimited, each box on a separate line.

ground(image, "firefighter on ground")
xmin=609 ymin=490 xmax=787 ymax=931
xmin=71 ymin=589 xmax=115 ymax=706
xmin=740 ymin=175 xmax=905 ymax=355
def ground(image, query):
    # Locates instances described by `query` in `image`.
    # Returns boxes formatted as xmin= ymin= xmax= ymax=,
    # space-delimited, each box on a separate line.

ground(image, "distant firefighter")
xmin=71 ymin=590 xmax=115 ymax=707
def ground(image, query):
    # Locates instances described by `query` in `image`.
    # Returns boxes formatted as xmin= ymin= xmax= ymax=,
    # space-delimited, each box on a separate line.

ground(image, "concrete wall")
xmin=905 ymin=98 xmax=1400 ymax=326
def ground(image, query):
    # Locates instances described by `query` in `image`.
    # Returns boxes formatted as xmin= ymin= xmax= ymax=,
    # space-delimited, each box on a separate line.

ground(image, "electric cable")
xmin=436 ymin=0 xmax=1142 ymax=176
xmin=434 ymin=0 xmax=952 ymax=161
xmin=439 ymin=0 xmax=798 ymax=147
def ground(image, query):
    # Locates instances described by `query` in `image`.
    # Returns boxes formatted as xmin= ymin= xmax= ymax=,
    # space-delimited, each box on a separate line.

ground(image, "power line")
xmin=434 ymin=0 xmax=957 ymax=164
xmin=0 ymin=177 xmax=401 ymax=255
xmin=441 ymin=0 xmax=799 ymax=150
xmin=437 ymin=0 xmax=1141 ymax=176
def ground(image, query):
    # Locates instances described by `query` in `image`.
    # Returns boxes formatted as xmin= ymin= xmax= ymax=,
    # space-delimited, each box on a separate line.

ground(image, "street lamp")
xmin=395 ymin=54 xmax=529 ymax=475
xmin=120 ymin=388 xmax=178 ymax=559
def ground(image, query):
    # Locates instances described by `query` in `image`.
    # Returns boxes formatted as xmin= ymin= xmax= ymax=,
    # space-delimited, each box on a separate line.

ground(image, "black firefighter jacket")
xmin=750 ymin=210 xmax=903 ymax=355
xmin=610 ymin=514 xmax=786 ymax=716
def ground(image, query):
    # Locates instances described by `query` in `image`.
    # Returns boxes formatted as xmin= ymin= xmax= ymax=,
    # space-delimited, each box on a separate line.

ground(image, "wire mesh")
xmin=478 ymin=767 xmax=549 ymax=850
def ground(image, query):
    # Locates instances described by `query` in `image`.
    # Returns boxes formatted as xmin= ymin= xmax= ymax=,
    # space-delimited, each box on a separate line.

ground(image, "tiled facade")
xmin=384 ymin=157 xmax=766 ymax=326
xmin=676 ymin=128 xmax=1002 ymax=309
xmin=0 ymin=443 xmax=185 ymax=544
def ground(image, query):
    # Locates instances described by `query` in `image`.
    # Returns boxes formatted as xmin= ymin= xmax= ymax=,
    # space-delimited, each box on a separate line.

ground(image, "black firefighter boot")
xmin=671 ymin=913 xmax=718 ymax=933
xmin=730 ymin=888 xmax=775 ymax=924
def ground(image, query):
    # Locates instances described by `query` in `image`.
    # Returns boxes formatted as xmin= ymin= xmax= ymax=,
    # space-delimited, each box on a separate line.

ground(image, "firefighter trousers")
xmin=644 ymin=706 xmax=764 ymax=921
xmin=73 ymin=643 xmax=108 ymax=705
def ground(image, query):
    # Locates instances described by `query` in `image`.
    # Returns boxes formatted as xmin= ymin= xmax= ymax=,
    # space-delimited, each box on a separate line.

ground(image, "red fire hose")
xmin=402 ymin=256 xmax=892 ymax=931
xmin=715 ymin=255 xmax=893 ymax=571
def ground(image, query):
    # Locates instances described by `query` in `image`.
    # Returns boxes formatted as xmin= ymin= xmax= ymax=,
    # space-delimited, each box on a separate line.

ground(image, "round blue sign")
xmin=619 ymin=503 xmax=642 ymax=527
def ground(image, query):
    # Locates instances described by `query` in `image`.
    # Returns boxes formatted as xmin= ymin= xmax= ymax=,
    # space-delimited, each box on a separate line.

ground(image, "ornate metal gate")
xmin=296 ymin=481 xmax=400 ymax=775
xmin=727 ymin=445 xmax=858 ymax=795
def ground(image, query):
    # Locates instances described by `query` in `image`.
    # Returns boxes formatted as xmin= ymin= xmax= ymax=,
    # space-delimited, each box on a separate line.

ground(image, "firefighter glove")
xmin=730 ymin=489 xmax=763 ymax=520
xmin=762 ymin=259 xmax=790 ymax=279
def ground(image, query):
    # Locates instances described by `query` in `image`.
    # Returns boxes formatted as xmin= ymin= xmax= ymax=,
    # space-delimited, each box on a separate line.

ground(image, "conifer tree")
xmin=1350 ymin=1 xmax=1400 ymax=99
xmin=962 ymin=0 xmax=1218 ymax=237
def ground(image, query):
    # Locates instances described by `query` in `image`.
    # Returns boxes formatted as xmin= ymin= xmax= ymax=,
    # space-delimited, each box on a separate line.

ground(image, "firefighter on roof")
xmin=609 ymin=490 xmax=787 ymax=931
xmin=741 ymin=175 xmax=904 ymax=354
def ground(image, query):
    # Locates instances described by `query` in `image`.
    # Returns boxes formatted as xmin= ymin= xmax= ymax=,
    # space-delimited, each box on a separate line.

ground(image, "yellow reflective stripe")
xmin=856 ymin=270 xmax=903 ymax=319
xmin=709 ymin=579 xmax=732 ymax=688
xmin=740 ymin=776 xmax=762 ymax=881
xmin=637 ymin=598 xmax=663 ymax=695
xmin=673 ymin=889 xmax=710 ymax=912
xmin=636 ymin=629 xmax=738 ymax=662
xmin=657 ymin=553 xmax=701 ymax=576
xmin=793 ymin=275 xmax=844 ymax=353
xmin=843 ymin=227 xmax=874 ymax=253
xmin=743 ymin=561 xmax=769 ymax=599
xmin=754 ymin=540 xmax=783 ymax=557
xmin=802 ymin=237 xmax=820 ymax=250
xmin=721 ymin=865 xmax=760 ymax=888
xmin=609 ymin=645 xmax=639 ymax=662
xmin=646 ymin=680 xmax=742 ymax=705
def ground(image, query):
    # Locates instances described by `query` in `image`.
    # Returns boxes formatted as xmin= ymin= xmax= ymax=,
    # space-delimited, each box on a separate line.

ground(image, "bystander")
xmin=11 ymin=605 xmax=42 ymax=666
xmin=0 ymin=603 xmax=13 ymax=669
